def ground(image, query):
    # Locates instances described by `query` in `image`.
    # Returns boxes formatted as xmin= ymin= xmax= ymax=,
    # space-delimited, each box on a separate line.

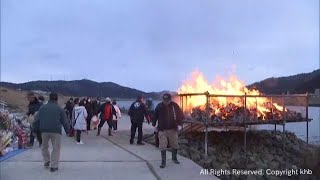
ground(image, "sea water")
xmin=257 ymin=107 xmax=320 ymax=144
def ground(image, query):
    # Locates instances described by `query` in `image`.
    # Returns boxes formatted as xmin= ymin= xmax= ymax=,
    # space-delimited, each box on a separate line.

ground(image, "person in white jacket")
xmin=112 ymin=100 xmax=122 ymax=133
xmin=72 ymin=98 xmax=88 ymax=144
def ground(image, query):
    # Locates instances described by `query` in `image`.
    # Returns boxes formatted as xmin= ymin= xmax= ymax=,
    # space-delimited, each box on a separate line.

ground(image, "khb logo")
xmin=300 ymin=169 xmax=312 ymax=175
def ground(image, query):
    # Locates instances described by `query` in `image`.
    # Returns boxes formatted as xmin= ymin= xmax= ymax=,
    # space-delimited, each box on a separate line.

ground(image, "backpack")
xmin=104 ymin=104 xmax=112 ymax=120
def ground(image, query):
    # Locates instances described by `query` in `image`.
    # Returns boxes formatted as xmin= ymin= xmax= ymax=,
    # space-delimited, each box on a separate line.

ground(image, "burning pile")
xmin=178 ymin=70 xmax=304 ymax=123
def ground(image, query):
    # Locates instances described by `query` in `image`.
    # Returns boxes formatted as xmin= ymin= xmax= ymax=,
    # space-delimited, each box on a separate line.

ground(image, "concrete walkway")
xmin=0 ymin=115 xmax=218 ymax=180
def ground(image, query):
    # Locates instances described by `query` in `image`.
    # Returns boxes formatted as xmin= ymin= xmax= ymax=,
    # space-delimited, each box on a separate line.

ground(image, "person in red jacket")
xmin=95 ymin=97 xmax=117 ymax=136
xmin=152 ymin=93 xmax=185 ymax=168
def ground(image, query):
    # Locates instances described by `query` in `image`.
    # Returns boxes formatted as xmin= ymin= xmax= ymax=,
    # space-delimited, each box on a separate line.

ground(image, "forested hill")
xmin=0 ymin=79 xmax=169 ymax=99
xmin=248 ymin=69 xmax=320 ymax=94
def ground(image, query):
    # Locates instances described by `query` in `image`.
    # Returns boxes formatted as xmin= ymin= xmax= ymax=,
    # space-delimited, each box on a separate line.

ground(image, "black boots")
xmin=160 ymin=149 xmax=180 ymax=168
xmin=44 ymin=162 xmax=50 ymax=168
xmin=96 ymin=128 xmax=101 ymax=136
xmin=172 ymin=149 xmax=180 ymax=164
xmin=50 ymin=168 xmax=58 ymax=172
xmin=108 ymin=128 xmax=112 ymax=136
xmin=160 ymin=150 xmax=166 ymax=168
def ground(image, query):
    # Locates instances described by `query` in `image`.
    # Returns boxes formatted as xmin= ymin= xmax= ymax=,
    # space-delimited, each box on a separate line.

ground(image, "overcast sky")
xmin=1 ymin=0 xmax=319 ymax=92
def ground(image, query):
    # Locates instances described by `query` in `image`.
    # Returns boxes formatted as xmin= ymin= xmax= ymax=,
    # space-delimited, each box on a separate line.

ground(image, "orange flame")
xmin=178 ymin=70 xmax=284 ymax=120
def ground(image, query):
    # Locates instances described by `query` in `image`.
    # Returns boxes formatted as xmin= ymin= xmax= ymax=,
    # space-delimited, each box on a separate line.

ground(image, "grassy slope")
xmin=0 ymin=86 xmax=70 ymax=112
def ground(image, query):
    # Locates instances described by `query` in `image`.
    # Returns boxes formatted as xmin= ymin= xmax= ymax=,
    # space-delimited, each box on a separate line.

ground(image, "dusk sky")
xmin=1 ymin=0 xmax=319 ymax=92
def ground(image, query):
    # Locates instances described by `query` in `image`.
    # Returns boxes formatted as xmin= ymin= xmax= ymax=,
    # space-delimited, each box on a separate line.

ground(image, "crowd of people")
xmin=63 ymin=96 xmax=122 ymax=142
xmin=26 ymin=92 xmax=184 ymax=172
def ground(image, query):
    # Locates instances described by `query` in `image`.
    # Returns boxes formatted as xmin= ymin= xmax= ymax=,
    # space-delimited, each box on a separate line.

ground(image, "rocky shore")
xmin=144 ymin=130 xmax=320 ymax=180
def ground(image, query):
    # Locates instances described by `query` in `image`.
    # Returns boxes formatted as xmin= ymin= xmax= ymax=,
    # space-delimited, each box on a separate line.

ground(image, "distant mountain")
xmin=0 ymin=79 xmax=166 ymax=100
xmin=248 ymin=69 xmax=320 ymax=94
xmin=148 ymin=90 xmax=178 ymax=98
xmin=1 ymin=69 xmax=319 ymax=99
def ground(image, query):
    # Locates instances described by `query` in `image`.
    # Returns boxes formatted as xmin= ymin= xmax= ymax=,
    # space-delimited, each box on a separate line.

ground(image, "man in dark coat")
xmin=152 ymin=93 xmax=185 ymax=168
xmin=26 ymin=92 xmax=43 ymax=147
xmin=85 ymin=97 xmax=94 ymax=130
xmin=64 ymin=98 xmax=74 ymax=120
xmin=95 ymin=97 xmax=117 ymax=136
xmin=92 ymin=97 xmax=101 ymax=115
xmin=128 ymin=96 xmax=150 ymax=145
xmin=64 ymin=98 xmax=74 ymax=136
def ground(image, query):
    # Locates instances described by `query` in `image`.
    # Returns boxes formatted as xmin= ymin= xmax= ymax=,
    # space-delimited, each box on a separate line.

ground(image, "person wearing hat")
xmin=26 ymin=92 xmax=43 ymax=147
xmin=152 ymin=93 xmax=185 ymax=168
xmin=128 ymin=95 xmax=150 ymax=145
xmin=95 ymin=97 xmax=117 ymax=136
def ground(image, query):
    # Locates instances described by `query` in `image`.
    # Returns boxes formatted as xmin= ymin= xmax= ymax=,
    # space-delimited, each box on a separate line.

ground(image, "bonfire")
xmin=177 ymin=70 xmax=304 ymax=123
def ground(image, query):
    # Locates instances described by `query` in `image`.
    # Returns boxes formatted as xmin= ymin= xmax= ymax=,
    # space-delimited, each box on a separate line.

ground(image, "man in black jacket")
xmin=96 ymin=97 xmax=117 ymax=136
xmin=64 ymin=98 xmax=74 ymax=120
xmin=85 ymin=97 xmax=94 ymax=130
xmin=128 ymin=96 xmax=150 ymax=145
xmin=92 ymin=98 xmax=101 ymax=115
xmin=26 ymin=92 xmax=43 ymax=147
xmin=152 ymin=93 xmax=185 ymax=168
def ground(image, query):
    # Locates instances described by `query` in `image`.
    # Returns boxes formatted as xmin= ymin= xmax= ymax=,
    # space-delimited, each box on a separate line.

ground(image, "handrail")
xmin=176 ymin=93 xmax=308 ymax=98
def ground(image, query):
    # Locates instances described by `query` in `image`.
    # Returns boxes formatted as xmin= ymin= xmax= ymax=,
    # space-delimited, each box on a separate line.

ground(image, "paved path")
xmin=1 ymin=115 xmax=218 ymax=180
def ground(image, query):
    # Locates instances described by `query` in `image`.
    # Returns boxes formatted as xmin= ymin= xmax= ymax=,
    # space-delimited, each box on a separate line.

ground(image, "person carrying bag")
xmin=72 ymin=98 xmax=88 ymax=144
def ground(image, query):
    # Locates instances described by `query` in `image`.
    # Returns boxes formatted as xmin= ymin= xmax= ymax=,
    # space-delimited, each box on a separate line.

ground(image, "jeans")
xmin=98 ymin=119 xmax=112 ymax=129
xmin=112 ymin=120 xmax=118 ymax=130
xmin=76 ymin=130 xmax=82 ymax=142
xmin=130 ymin=121 xmax=143 ymax=143
xmin=86 ymin=115 xmax=93 ymax=130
